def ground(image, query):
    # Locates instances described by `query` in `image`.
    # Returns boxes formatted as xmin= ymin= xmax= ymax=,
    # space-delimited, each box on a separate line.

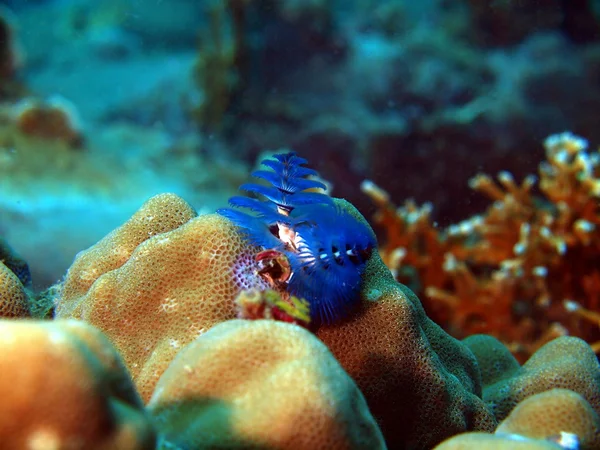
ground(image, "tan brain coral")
xmin=0 ymin=260 xmax=29 ymax=317
xmin=442 ymin=335 xmax=600 ymax=449
xmin=496 ymin=388 xmax=600 ymax=449
xmin=148 ymin=319 xmax=386 ymax=450
xmin=316 ymin=235 xmax=497 ymax=449
xmin=433 ymin=432 xmax=563 ymax=449
xmin=465 ymin=335 xmax=600 ymax=422
xmin=57 ymin=193 xmax=267 ymax=402
xmin=434 ymin=388 xmax=600 ymax=449
xmin=58 ymin=193 xmax=196 ymax=303
xmin=0 ymin=319 xmax=155 ymax=450
xmin=462 ymin=334 xmax=521 ymax=389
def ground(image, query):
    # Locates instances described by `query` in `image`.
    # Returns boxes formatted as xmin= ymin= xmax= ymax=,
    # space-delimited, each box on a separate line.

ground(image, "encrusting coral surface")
xmin=149 ymin=319 xmax=386 ymax=449
xmin=434 ymin=388 xmax=600 ymax=449
xmin=0 ymin=259 xmax=29 ymax=317
xmin=0 ymin=143 xmax=594 ymax=449
xmin=56 ymin=193 xmax=268 ymax=402
xmin=468 ymin=335 xmax=600 ymax=423
xmin=495 ymin=388 xmax=600 ymax=449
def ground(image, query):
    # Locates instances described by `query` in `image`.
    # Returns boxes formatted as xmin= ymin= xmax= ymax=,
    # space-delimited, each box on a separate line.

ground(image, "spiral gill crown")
xmin=217 ymin=151 xmax=376 ymax=324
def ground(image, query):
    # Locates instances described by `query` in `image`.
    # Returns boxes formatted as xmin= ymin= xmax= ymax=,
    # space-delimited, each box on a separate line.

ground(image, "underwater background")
xmin=2 ymin=1 xmax=600 ymax=449
xmin=3 ymin=0 xmax=598 ymax=287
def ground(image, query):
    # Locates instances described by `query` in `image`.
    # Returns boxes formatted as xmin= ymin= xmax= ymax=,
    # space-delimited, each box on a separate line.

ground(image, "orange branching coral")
xmin=363 ymin=132 xmax=600 ymax=360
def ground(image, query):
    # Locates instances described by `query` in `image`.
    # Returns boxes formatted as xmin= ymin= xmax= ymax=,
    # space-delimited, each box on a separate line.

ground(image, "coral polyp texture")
xmin=148 ymin=319 xmax=386 ymax=450
xmin=0 ymin=260 xmax=29 ymax=317
xmin=434 ymin=432 xmax=570 ymax=449
xmin=0 ymin=236 xmax=31 ymax=288
xmin=0 ymin=319 xmax=155 ymax=450
xmin=435 ymin=388 xmax=600 ymax=449
xmin=450 ymin=334 xmax=600 ymax=449
xmin=363 ymin=132 xmax=600 ymax=360
xmin=316 ymin=249 xmax=498 ymax=448
xmin=466 ymin=335 xmax=600 ymax=423
xmin=56 ymin=193 xmax=268 ymax=402
xmin=495 ymin=389 xmax=600 ymax=449
xmin=218 ymin=151 xmax=376 ymax=324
